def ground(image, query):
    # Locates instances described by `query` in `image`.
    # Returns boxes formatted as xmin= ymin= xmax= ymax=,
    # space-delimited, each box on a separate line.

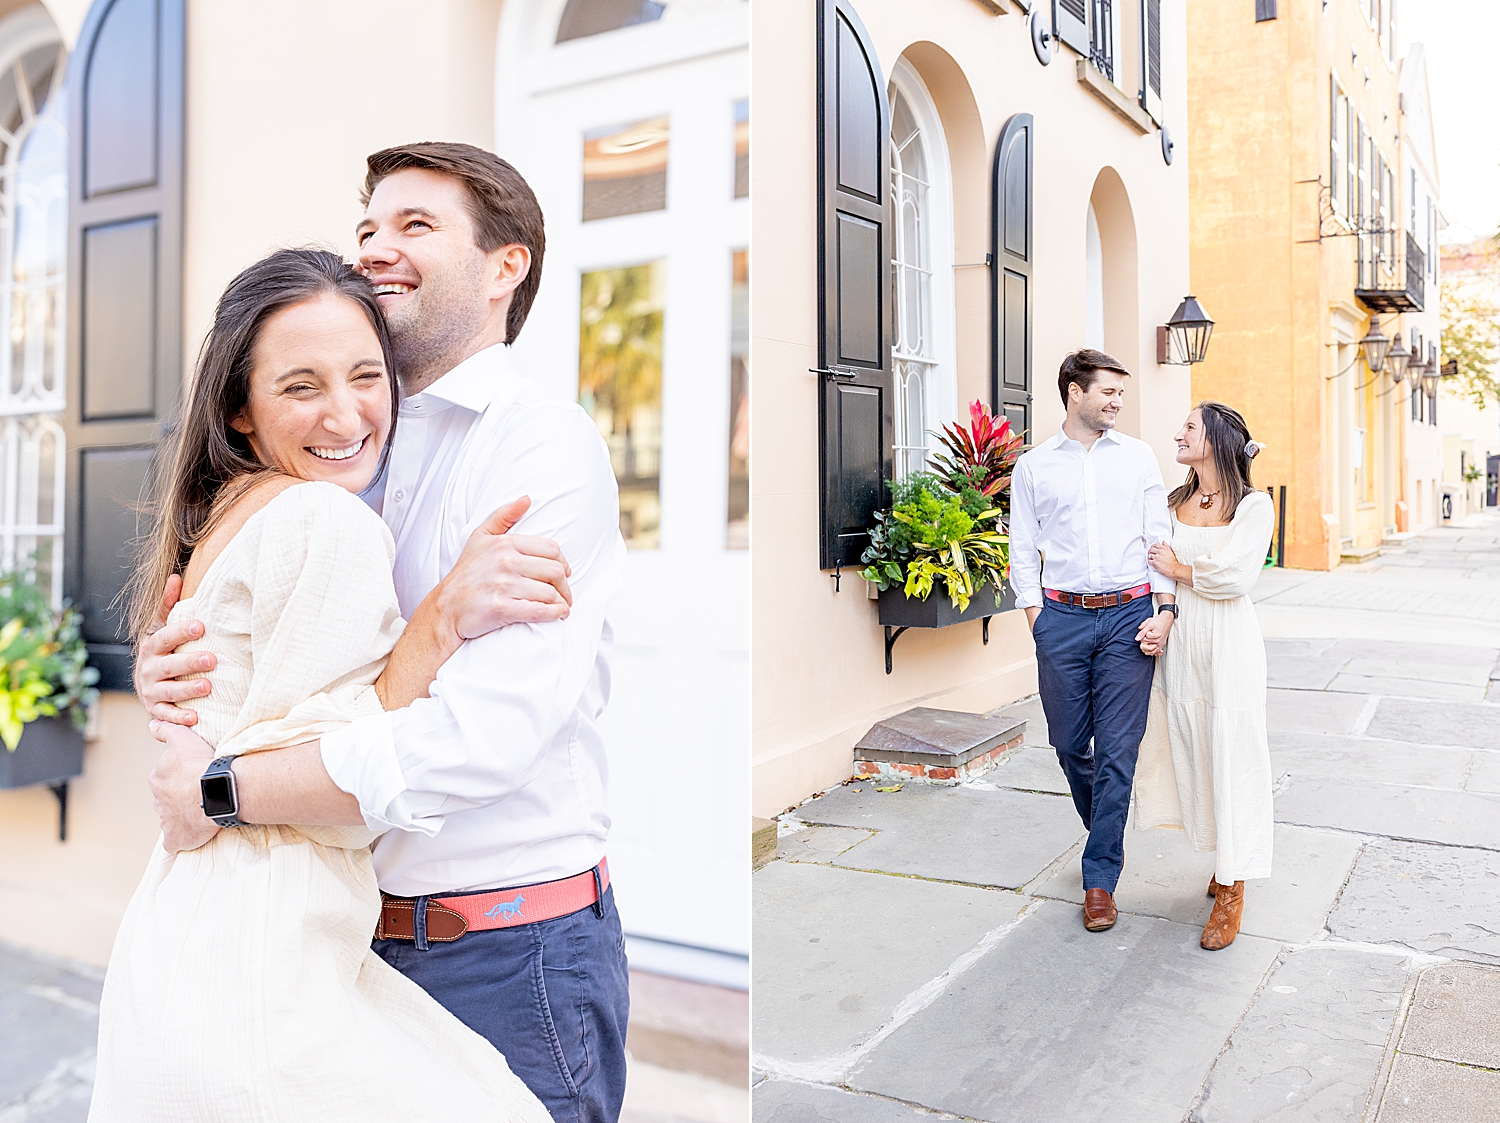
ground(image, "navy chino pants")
xmin=1032 ymin=595 xmax=1156 ymax=893
xmin=373 ymin=884 xmax=631 ymax=1123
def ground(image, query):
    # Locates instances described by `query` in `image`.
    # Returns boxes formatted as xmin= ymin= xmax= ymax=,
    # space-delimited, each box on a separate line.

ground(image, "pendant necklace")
xmin=1198 ymin=489 xmax=1220 ymax=510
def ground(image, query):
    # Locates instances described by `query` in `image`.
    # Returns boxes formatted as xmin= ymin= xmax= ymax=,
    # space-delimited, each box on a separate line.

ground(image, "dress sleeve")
xmin=215 ymin=482 xmax=405 ymax=756
xmin=1187 ymin=492 xmax=1275 ymax=601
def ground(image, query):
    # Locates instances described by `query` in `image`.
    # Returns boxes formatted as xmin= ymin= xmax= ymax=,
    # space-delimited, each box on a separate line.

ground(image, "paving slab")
xmin=1273 ymin=776 xmax=1500 ymax=849
xmin=1267 ymin=656 xmax=1344 ymax=691
xmin=1037 ymin=823 xmax=1359 ymax=944
xmin=1190 ymin=948 xmax=1410 ymax=1123
xmin=1365 ymin=697 xmax=1500 ymax=750
xmin=1268 ymin=732 xmax=1472 ymax=791
xmin=776 ymin=825 xmax=876 ymax=865
xmin=976 ymin=745 xmax=1070 ymax=794
xmin=993 ymin=694 xmax=1049 ymax=746
xmin=752 ymin=1077 xmax=959 ymax=1122
xmin=751 ymin=861 xmax=1027 ymax=1067
xmin=1325 ymin=640 xmax=1500 ymax=668
xmin=848 ymin=900 xmax=1282 ymax=1123
xmin=1327 ymin=838 xmax=1500 ymax=964
xmin=1267 ymin=689 xmax=1370 ymax=735
xmin=1374 ymin=1054 xmax=1500 ymax=1123
xmin=798 ymin=784 xmax=1083 ymax=889
xmin=1466 ymin=750 xmax=1500 ymax=794
xmin=0 ymin=988 xmax=97 ymax=1107
xmin=1325 ymin=674 xmax=1485 ymax=702
xmin=1398 ymin=963 xmax=1500 ymax=1068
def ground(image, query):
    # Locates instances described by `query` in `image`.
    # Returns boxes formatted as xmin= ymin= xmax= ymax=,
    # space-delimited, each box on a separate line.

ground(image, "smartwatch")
xmin=1157 ymin=603 xmax=1179 ymax=619
xmin=199 ymin=756 xmax=245 ymax=828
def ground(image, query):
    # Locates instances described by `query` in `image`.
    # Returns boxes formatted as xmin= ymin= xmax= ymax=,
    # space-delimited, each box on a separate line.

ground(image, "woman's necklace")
xmin=1198 ymin=488 xmax=1221 ymax=509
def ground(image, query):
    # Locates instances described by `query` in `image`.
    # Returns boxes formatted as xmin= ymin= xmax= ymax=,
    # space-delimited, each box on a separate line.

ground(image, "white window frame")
xmin=887 ymin=58 xmax=957 ymax=479
xmin=1330 ymin=73 xmax=1347 ymax=220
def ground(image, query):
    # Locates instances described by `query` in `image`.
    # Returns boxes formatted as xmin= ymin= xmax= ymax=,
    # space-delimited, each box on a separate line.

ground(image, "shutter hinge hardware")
xmin=953 ymin=253 xmax=994 ymax=269
xmin=810 ymin=367 xmax=859 ymax=381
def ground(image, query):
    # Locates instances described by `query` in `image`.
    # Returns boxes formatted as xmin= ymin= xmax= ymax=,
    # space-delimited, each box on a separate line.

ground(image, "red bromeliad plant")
xmin=929 ymin=399 xmax=1026 ymax=505
xmin=861 ymin=400 xmax=1026 ymax=610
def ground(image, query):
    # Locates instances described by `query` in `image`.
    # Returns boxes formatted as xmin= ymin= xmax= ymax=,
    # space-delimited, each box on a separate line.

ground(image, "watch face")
xmin=201 ymin=774 xmax=236 ymax=819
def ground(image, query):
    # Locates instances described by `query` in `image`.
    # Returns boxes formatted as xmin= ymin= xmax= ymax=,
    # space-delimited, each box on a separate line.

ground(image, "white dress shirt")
xmin=1008 ymin=426 xmax=1175 ymax=610
xmin=320 ymin=343 xmax=626 ymax=897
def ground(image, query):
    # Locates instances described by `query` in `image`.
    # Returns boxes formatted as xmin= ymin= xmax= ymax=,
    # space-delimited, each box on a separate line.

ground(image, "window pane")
xmin=727 ymin=250 xmax=748 ymax=548
xmin=579 ymin=262 xmax=664 ymax=549
xmin=556 ymin=0 xmax=665 ymax=43
xmin=583 ymin=115 xmax=669 ymax=222
xmin=733 ymin=99 xmax=748 ymax=199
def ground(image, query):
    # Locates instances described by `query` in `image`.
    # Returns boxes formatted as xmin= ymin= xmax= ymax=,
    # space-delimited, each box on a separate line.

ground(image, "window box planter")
xmin=0 ymin=716 xmax=85 ymax=840
xmin=877 ymin=583 xmax=1016 ymax=674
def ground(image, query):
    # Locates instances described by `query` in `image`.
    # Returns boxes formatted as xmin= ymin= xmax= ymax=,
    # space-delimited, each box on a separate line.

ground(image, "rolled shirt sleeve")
xmin=1008 ymin=455 xmax=1044 ymax=609
xmin=320 ymin=405 xmax=625 ymax=836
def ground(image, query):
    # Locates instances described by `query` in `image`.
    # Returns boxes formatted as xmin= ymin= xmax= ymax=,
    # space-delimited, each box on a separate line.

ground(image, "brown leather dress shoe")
xmin=1083 ymin=888 xmax=1117 ymax=931
xmin=1201 ymin=880 xmax=1245 ymax=949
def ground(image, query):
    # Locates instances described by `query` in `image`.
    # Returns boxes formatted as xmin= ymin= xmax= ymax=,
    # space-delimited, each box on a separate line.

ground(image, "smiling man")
xmin=136 ymin=143 xmax=631 ymax=1123
xmin=1009 ymin=348 xmax=1176 ymax=934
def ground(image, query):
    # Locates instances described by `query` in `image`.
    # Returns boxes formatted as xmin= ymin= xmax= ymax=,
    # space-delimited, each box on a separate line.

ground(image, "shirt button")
xmin=393 ymin=489 xmax=406 ymax=503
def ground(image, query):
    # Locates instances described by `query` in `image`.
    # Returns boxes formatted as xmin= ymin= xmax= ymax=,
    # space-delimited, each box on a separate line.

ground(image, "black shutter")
xmin=65 ymin=0 xmax=184 ymax=690
xmin=991 ymin=114 xmax=1033 ymax=444
xmin=816 ymin=0 xmax=892 ymax=571
xmin=1053 ymin=0 xmax=1091 ymax=57
xmin=1139 ymin=0 xmax=1163 ymax=123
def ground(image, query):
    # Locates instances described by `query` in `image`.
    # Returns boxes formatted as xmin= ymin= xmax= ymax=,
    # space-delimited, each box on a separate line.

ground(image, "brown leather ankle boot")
xmin=1201 ymin=880 xmax=1244 ymax=950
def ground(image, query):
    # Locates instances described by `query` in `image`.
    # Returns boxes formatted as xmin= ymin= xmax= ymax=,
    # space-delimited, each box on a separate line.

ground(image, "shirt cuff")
xmin=1012 ymin=582 xmax=1043 ymax=609
xmin=1149 ymin=571 xmax=1177 ymax=597
xmin=320 ymin=712 xmax=442 ymax=837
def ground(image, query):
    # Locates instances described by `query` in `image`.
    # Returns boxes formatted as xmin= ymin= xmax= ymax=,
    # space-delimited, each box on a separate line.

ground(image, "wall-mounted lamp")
xmin=1156 ymin=295 xmax=1215 ymax=365
xmin=1418 ymin=357 xmax=1438 ymax=398
xmin=1358 ymin=315 xmax=1390 ymax=373
xmin=1384 ymin=333 xmax=1409 ymax=383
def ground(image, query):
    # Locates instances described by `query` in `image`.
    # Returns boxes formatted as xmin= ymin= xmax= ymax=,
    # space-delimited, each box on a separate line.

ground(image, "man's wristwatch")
xmin=199 ymin=756 xmax=245 ymax=828
xmin=1157 ymin=603 xmax=1179 ymax=619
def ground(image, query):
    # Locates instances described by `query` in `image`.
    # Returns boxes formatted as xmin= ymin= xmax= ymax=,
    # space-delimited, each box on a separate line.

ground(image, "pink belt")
xmin=1044 ymin=583 xmax=1152 ymax=609
xmin=377 ymin=859 xmax=610 ymax=943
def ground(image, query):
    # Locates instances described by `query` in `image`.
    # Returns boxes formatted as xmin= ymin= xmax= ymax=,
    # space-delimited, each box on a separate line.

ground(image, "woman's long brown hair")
xmin=126 ymin=248 xmax=399 ymax=640
xmin=1167 ymin=400 xmax=1256 ymax=519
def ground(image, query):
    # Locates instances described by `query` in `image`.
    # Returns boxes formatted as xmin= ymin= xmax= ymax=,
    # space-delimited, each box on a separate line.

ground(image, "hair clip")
xmin=1244 ymin=440 xmax=1265 ymax=459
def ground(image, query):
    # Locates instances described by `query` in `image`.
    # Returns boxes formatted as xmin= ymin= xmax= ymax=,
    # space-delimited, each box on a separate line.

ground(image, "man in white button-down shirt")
xmin=1010 ymin=349 xmax=1176 ymax=934
xmin=139 ymin=144 xmax=630 ymax=1123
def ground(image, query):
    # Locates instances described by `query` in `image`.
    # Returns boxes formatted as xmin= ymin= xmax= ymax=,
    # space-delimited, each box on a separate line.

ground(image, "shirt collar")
xmin=405 ymin=343 xmax=517 ymax=414
xmin=1050 ymin=424 xmax=1123 ymax=450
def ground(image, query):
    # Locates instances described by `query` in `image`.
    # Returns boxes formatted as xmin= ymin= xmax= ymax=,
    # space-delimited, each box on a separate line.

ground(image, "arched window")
xmin=556 ymin=0 xmax=666 ymax=43
xmin=1085 ymin=203 xmax=1104 ymax=350
xmin=888 ymin=61 xmax=956 ymax=478
xmin=0 ymin=13 xmax=65 ymax=602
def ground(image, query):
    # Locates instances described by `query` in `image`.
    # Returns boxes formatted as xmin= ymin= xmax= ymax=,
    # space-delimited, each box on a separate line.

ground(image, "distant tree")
xmin=1441 ymin=283 xmax=1500 ymax=406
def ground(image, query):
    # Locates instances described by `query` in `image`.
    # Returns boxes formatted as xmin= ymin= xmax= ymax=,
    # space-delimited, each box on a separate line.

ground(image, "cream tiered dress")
xmin=89 ymin=482 xmax=551 ymax=1123
xmin=1134 ymin=491 xmax=1276 ymax=885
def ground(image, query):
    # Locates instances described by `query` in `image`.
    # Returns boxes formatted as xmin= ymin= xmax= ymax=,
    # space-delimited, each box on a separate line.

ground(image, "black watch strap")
xmin=200 ymin=755 xmax=244 ymax=828
xmin=1157 ymin=603 xmax=1179 ymax=618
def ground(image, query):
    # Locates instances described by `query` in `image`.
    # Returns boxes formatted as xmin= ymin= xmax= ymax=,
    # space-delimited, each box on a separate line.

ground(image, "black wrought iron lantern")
xmin=1359 ymin=315 xmax=1391 ymax=374
xmin=1157 ymin=296 xmax=1215 ymax=365
xmin=1418 ymin=358 xmax=1439 ymax=398
xmin=1384 ymin=333 xmax=1409 ymax=384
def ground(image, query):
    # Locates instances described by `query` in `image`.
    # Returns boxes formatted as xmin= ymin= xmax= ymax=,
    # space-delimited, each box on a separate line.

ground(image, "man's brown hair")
xmin=362 ymin=142 xmax=545 ymax=345
xmin=1057 ymin=348 xmax=1130 ymax=405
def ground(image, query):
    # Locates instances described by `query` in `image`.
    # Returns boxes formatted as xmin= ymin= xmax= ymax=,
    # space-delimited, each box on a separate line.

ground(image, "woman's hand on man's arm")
xmin=375 ymin=496 xmax=573 ymax=710
xmin=135 ymin=573 xmax=216 ymax=726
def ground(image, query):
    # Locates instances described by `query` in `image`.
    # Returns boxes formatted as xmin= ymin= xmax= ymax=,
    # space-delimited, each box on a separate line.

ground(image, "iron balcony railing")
xmin=1356 ymin=228 xmax=1426 ymax=313
xmin=1090 ymin=0 xmax=1114 ymax=81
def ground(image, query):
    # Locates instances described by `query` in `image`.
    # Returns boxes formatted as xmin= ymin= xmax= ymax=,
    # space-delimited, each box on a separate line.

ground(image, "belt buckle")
xmin=1082 ymin=594 xmax=1105 ymax=609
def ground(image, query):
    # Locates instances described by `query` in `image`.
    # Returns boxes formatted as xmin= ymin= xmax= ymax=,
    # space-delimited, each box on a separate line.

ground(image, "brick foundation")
xmin=854 ymin=732 xmax=1025 ymax=786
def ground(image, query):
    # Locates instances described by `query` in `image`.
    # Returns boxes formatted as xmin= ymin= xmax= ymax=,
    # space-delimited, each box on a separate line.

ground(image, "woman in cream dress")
xmin=89 ymin=250 xmax=553 ymax=1122
xmin=1134 ymin=401 xmax=1275 ymax=951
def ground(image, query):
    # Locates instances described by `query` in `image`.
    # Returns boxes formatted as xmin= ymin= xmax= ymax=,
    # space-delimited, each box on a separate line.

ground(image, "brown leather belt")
xmin=1044 ymin=582 xmax=1152 ymax=609
xmin=377 ymin=859 xmax=610 ymax=944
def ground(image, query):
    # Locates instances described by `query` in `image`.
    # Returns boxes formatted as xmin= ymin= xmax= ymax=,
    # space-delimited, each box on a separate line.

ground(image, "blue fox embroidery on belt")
xmin=484 ymin=894 xmax=525 ymax=920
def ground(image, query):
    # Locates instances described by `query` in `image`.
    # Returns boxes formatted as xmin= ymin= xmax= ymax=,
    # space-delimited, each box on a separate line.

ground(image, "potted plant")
xmin=0 ymin=574 xmax=100 ymax=794
xmin=861 ymin=401 xmax=1024 ymax=639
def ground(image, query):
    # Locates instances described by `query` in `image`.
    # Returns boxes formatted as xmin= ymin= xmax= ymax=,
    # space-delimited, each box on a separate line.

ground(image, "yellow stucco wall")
xmin=749 ymin=0 xmax=1192 ymax=817
xmin=1186 ymin=1 xmax=1407 ymax=568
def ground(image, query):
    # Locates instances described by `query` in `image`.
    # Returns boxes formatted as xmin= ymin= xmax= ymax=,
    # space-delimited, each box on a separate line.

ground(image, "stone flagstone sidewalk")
xmin=753 ymin=514 xmax=1500 ymax=1123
